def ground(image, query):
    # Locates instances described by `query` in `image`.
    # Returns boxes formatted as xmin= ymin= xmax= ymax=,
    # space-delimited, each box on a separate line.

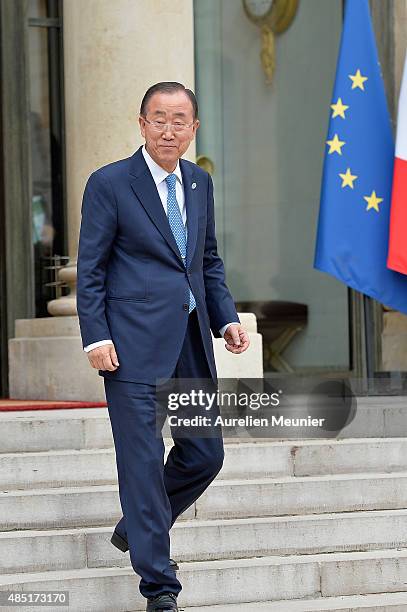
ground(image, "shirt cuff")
xmin=84 ymin=340 xmax=113 ymax=352
xmin=219 ymin=322 xmax=240 ymax=338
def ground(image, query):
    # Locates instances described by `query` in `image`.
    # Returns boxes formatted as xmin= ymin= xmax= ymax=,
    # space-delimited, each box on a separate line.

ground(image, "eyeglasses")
xmin=143 ymin=117 xmax=195 ymax=133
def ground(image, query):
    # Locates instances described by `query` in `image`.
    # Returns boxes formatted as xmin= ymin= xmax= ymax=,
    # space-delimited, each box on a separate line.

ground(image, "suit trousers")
xmin=103 ymin=309 xmax=225 ymax=599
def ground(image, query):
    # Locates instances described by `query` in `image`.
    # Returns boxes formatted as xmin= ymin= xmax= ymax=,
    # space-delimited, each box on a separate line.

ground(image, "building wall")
xmin=394 ymin=0 xmax=407 ymax=99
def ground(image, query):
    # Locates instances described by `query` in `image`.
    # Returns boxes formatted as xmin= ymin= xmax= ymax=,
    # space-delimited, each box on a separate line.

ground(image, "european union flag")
xmin=314 ymin=0 xmax=407 ymax=314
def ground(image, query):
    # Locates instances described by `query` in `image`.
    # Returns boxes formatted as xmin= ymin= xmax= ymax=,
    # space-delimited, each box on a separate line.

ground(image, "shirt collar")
xmin=142 ymin=145 xmax=183 ymax=187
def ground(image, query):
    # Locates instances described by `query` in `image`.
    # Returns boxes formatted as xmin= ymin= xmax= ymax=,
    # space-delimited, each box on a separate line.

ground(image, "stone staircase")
xmin=1 ymin=406 xmax=407 ymax=610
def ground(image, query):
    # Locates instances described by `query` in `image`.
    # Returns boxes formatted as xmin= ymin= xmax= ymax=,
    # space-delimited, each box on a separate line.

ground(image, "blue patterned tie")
xmin=165 ymin=174 xmax=196 ymax=313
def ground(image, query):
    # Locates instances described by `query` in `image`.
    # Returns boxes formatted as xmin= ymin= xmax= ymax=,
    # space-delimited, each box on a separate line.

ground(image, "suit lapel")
xmin=129 ymin=148 xmax=183 ymax=264
xmin=180 ymin=158 xmax=198 ymax=269
xmin=129 ymin=147 xmax=199 ymax=268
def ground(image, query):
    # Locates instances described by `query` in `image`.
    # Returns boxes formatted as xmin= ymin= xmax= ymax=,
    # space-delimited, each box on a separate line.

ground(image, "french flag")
xmin=387 ymin=53 xmax=407 ymax=274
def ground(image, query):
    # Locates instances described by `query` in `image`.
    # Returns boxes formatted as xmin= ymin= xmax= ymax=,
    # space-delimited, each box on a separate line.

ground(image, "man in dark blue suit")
xmin=77 ymin=82 xmax=249 ymax=611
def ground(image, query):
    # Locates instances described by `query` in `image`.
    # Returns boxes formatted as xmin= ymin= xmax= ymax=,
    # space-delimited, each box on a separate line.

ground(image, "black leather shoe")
xmin=146 ymin=592 xmax=178 ymax=611
xmin=110 ymin=530 xmax=179 ymax=570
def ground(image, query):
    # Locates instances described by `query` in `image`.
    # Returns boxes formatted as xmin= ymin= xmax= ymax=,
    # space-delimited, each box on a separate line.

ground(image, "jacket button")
xmin=183 ymin=303 xmax=188 ymax=311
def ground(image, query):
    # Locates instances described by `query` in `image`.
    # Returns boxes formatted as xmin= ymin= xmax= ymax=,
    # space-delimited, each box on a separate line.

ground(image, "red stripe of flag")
xmin=387 ymin=52 xmax=407 ymax=274
xmin=387 ymin=156 xmax=407 ymax=273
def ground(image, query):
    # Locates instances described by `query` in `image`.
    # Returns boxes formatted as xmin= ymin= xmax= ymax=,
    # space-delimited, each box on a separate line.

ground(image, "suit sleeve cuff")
xmin=84 ymin=340 xmax=113 ymax=352
xmin=219 ymin=322 xmax=240 ymax=338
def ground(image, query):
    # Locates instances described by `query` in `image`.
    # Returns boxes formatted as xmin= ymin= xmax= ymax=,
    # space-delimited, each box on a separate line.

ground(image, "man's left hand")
xmin=223 ymin=324 xmax=250 ymax=354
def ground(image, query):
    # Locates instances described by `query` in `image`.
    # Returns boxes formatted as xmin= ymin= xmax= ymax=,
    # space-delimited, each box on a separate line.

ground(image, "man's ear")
xmin=139 ymin=115 xmax=146 ymax=138
xmin=192 ymin=119 xmax=200 ymax=137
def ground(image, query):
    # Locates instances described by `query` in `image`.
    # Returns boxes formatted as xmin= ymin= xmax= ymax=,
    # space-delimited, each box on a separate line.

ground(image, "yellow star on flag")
xmin=339 ymin=168 xmax=358 ymax=189
xmin=326 ymin=134 xmax=345 ymax=155
xmin=349 ymin=69 xmax=368 ymax=90
xmin=331 ymin=98 xmax=349 ymax=119
xmin=364 ymin=190 xmax=383 ymax=212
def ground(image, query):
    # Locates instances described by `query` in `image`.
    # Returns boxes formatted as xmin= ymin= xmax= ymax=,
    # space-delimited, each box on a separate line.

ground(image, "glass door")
xmin=194 ymin=0 xmax=353 ymax=377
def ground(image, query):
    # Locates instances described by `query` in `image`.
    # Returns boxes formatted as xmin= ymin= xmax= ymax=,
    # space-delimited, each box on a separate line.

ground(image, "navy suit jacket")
xmin=77 ymin=146 xmax=239 ymax=384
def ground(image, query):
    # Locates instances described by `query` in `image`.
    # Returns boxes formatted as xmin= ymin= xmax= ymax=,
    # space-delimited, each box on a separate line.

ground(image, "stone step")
xmin=0 ymin=408 xmax=113 ymax=452
xmin=197 ymin=471 xmax=407 ymax=519
xmin=2 ymin=438 xmax=407 ymax=489
xmin=0 ymin=442 xmax=292 ymax=489
xmin=1 ymin=399 xmax=407 ymax=452
xmin=290 ymin=437 xmax=407 ymax=476
xmin=2 ymin=472 xmax=407 ymax=530
xmin=2 ymin=509 xmax=407 ymax=575
xmin=1 ymin=550 xmax=407 ymax=611
xmin=185 ymin=592 xmax=407 ymax=611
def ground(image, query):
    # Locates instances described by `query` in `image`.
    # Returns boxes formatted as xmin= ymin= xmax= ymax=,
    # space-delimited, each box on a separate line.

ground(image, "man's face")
xmin=139 ymin=90 xmax=200 ymax=171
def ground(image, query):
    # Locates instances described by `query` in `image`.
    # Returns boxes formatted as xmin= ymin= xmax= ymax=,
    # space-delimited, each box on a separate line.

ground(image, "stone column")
xmin=394 ymin=0 xmax=407 ymax=102
xmin=48 ymin=0 xmax=196 ymax=316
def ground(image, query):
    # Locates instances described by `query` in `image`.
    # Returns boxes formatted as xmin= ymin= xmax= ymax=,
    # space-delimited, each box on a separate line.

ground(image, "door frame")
xmin=0 ymin=0 xmax=66 ymax=397
xmin=0 ymin=0 xmax=34 ymax=397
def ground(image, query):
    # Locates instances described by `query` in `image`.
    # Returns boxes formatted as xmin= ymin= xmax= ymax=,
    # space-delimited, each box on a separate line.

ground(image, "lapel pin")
xmin=191 ymin=182 xmax=197 ymax=190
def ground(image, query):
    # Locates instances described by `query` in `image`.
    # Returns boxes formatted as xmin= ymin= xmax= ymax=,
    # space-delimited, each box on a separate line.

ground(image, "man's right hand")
xmin=87 ymin=344 xmax=120 ymax=371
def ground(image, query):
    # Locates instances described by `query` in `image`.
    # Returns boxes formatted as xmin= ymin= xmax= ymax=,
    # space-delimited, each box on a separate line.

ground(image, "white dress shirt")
xmin=83 ymin=145 xmax=238 ymax=352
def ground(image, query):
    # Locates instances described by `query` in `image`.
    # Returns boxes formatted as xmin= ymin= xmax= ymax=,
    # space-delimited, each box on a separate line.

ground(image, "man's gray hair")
xmin=140 ymin=82 xmax=198 ymax=119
